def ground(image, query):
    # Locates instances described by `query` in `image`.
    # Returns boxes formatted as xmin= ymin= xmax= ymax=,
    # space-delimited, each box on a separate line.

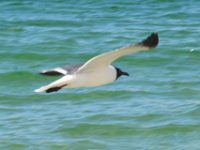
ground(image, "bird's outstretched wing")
xmin=77 ymin=33 xmax=159 ymax=73
xmin=40 ymin=64 xmax=83 ymax=76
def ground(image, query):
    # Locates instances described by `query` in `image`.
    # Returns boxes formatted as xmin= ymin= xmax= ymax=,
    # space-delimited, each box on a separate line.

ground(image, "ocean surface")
xmin=0 ymin=0 xmax=200 ymax=149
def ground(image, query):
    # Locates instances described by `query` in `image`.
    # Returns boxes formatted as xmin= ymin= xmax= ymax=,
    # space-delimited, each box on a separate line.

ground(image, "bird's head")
xmin=115 ymin=67 xmax=129 ymax=80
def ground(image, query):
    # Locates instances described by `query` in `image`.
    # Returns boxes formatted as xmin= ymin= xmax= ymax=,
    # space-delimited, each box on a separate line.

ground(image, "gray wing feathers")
xmin=40 ymin=64 xmax=83 ymax=76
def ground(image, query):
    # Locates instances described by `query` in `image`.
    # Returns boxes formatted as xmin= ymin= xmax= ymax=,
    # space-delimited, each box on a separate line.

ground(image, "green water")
xmin=0 ymin=0 xmax=200 ymax=149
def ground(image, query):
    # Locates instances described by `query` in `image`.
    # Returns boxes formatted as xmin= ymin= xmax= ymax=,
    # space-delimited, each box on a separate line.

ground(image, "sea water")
xmin=0 ymin=0 xmax=200 ymax=149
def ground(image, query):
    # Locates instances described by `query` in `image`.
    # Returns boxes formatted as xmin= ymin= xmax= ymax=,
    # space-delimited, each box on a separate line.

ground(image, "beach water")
xmin=0 ymin=0 xmax=200 ymax=149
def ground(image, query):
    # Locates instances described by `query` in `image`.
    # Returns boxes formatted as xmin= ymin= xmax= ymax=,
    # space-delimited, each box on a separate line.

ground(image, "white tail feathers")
xmin=34 ymin=75 xmax=72 ymax=93
xmin=34 ymin=86 xmax=48 ymax=93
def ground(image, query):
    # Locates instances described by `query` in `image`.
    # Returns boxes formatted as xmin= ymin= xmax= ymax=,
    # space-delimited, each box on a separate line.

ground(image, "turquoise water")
xmin=0 ymin=0 xmax=200 ymax=149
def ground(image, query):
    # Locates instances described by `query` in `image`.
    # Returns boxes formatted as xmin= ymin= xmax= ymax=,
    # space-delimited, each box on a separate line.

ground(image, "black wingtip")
xmin=46 ymin=87 xmax=62 ymax=93
xmin=140 ymin=33 xmax=159 ymax=48
xmin=45 ymin=84 xmax=67 ymax=93
xmin=39 ymin=71 xmax=63 ymax=76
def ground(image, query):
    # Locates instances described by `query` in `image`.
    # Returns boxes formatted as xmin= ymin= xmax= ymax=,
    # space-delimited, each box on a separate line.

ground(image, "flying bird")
xmin=35 ymin=33 xmax=159 ymax=93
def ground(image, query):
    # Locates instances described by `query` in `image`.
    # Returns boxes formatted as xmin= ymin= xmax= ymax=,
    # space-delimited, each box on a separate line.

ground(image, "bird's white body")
xmin=63 ymin=65 xmax=116 ymax=88
xmin=35 ymin=65 xmax=116 ymax=92
xmin=80 ymin=65 xmax=116 ymax=87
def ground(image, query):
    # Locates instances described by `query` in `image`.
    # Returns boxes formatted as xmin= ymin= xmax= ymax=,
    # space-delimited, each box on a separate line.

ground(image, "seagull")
xmin=35 ymin=33 xmax=159 ymax=93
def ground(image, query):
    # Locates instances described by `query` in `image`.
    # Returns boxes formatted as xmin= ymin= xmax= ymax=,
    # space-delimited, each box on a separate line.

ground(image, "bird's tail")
xmin=34 ymin=85 xmax=66 ymax=93
xmin=34 ymin=86 xmax=49 ymax=93
xmin=34 ymin=76 xmax=71 ymax=93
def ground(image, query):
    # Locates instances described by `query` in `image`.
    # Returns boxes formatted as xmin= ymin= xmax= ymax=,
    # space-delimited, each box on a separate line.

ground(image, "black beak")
xmin=123 ymin=72 xmax=129 ymax=76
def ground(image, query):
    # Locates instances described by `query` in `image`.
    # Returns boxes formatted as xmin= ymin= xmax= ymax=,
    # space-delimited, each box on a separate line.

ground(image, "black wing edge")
xmin=46 ymin=84 xmax=67 ymax=93
xmin=40 ymin=70 xmax=64 ymax=76
xmin=139 ymin=33 xmax=159 ymax=48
